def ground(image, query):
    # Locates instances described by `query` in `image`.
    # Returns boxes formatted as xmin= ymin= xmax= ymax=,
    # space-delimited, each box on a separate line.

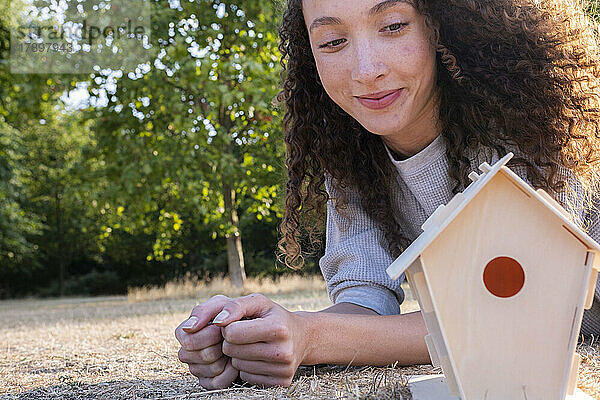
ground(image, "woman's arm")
xmin=298 ymin=303 xmax=430 ymax=366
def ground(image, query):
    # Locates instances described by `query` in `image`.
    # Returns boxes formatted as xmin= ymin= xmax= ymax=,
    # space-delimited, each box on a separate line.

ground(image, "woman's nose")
xmin=351 ymin=40 xmax=389 ymax=84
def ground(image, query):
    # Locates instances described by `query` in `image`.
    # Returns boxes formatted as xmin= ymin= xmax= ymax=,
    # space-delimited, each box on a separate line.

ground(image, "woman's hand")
xmin=177 ymin=293 xmax=429 ymax=389
xmin=213 ymin=293 xmax=309 ymax=388
xmin=174 ymin=295 xmax=240 ymax=389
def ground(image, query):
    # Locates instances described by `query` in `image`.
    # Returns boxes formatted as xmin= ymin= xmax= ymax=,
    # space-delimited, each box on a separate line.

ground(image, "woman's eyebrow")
xmin=309 ymin=16 xmax=343 ymax=34
xmin=368 ymin=0 xmax=410 ymax=17
xmin=309 ymin=0 xmax=409 ymax=34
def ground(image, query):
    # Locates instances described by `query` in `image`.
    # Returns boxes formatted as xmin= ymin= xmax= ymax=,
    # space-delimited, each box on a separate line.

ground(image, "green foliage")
xmin=0 ymin=0 xmax=293 ymax=297
xmin=0 ymin=5 xmax=107 ymax=296
xmin=85 ymin=0 xmax=286 ymax=266
xmin=0 ymin=118 xmax=42 ymax=270
xmin=17 ymin=112 xmax=106 ymax=280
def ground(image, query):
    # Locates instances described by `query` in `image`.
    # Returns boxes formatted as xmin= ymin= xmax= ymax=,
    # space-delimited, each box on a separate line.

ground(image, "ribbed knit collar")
xmin=382 ymin=134 xmax=446 ymax=179
xmin=382 ymin=134 xmax=454 ymax=218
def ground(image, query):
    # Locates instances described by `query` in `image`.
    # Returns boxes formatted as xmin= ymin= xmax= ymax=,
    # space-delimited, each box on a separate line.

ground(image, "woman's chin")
xmin=360 ymin=124 xmax=399 ymax=137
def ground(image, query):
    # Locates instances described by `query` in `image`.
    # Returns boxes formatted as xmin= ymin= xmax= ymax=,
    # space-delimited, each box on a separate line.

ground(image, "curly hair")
xmin=275 ymin=0 xmax=600 ymax=270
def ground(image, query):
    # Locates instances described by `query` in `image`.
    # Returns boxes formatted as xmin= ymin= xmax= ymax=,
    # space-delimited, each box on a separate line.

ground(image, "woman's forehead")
xmin=302 ymin=0 xmax=417 ymax=32
xmin=302 ymin=0 xmax=415 ymax=20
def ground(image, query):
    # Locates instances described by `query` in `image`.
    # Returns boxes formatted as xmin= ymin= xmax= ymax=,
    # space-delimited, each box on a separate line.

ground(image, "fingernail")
xmin=182 ymin=316 xmax=198 ymax=330
xmin=212 ymin=310 xmax=229 ymax=324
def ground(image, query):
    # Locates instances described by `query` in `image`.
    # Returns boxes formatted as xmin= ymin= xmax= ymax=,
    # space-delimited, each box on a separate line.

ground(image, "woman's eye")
xmin=318 ymin=23 xmax=408 ymax=50
xmin=319 ymin=38 xmax=346 ymax=49
xmin=383 ymin=22 xmax=408 ymax=32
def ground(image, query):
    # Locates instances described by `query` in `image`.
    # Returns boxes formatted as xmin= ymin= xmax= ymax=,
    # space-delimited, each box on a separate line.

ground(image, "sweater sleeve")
xmin=546 ymin=164 xmax=600 ymax=336
xmin=580 ymin=193 xmax=600 ymax=336
xmin=318 ymin=173 xmax=405 ymax=315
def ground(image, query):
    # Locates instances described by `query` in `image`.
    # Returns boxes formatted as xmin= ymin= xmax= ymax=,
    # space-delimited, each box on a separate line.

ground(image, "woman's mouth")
xmin=355 ymin=89 xmax=403 ymax=110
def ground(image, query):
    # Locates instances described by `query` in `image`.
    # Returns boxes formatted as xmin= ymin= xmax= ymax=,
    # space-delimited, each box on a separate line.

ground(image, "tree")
xmin=0 ymin=117 xmax=42 ymax=297
xmin=85 ymin=0 xmax=285 ymax=289
xmin=0 ymin=1 xmax=107 ymax=296
xmin=17 ymin=112 xmax=103 ymax=296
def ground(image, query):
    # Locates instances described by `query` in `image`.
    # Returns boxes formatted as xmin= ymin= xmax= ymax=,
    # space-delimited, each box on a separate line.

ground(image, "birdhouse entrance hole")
xmin=483 ymin=256 xmax=525 ymax=298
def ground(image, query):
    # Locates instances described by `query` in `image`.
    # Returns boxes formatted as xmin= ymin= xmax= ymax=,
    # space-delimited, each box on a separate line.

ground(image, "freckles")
xmin=398 ymin=43 xmax=433 ymax=68
xmin=316 ymin=58 xmax=340 ymax=77
xmin=315 ymin=59 xmax=343 ymax=90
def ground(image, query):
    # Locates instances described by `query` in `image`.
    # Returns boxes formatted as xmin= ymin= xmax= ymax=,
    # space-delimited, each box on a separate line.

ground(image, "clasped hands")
xmin=174 ymin=293 xmax=309 ymax=389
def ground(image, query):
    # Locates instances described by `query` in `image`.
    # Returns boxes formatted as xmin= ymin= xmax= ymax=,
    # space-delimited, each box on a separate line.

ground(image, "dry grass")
xmin=0 ymin=276 xmax=598 ymax=399
xmin=577 ymin=336 xmax=600 ymax=397
xmin=126 ymin=274 xmax=330 ymax=303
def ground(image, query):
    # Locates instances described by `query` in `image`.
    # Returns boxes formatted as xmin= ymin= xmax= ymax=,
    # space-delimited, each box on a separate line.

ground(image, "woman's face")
xmin=302 ymin=0 xmax=440 ymax=156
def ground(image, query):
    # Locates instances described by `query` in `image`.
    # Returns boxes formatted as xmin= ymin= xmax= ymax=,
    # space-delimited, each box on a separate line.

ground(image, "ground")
xmin=0 ymin=276 xmax=599 ymax=399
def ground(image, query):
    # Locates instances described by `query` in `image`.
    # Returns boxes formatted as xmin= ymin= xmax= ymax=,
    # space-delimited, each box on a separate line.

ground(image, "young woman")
xmin=175 ymin=0 xmax=600 ymax=390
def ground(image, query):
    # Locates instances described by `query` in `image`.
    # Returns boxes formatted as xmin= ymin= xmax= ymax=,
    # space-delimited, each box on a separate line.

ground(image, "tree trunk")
xmin=1 ymin=279 xmax=9 ymax=299
xmin=56 ymin=192 xmax=65 ymax=297
xmin=222 ymin=181 xmax=246 ymax=290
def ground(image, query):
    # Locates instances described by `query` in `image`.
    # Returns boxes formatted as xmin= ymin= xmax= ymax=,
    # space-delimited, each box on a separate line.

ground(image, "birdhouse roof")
xmin=387 ymin=152 xmax=600 ymax=280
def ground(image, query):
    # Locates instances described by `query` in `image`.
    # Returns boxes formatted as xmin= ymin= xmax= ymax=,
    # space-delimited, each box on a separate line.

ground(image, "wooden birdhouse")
xmin=387 ymin=153 xmax=599 ymax=400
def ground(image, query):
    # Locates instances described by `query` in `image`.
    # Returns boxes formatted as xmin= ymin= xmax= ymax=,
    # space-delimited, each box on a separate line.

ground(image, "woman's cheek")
xmin=316 ymin=58 xmax=344 ymax=88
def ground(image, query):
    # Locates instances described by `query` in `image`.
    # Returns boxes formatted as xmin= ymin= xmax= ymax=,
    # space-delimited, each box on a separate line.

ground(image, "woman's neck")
xmin=382 ymin=129 xmax=441 ymax=160
xmin=388 ymin=147 xmax=409 ymax=161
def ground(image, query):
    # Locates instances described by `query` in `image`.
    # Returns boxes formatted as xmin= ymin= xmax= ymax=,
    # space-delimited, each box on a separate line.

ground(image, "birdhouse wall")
xmin=418 ymin=171 xmax=592 ymax=400
xmin=405 ymin=260 xmax=461 ymax=396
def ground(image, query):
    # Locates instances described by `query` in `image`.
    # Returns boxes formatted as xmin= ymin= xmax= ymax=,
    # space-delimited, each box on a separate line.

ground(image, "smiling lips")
xmin=355 ymin=89 xmax=403 ymax=110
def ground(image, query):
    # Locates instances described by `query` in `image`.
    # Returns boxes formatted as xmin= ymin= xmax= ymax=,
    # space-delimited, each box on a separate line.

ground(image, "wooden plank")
xmin=408 ymin=375 xmax=460 ymax=400
xmin=585 ymin=256 xmax=598 ymax=310
xmin=424 ymin=335 xmax=440 ymax=367
xmin=567 ymin=353 xmax=581 ymax=395
xmin=409 ymin=375 xmax=594 ymax=400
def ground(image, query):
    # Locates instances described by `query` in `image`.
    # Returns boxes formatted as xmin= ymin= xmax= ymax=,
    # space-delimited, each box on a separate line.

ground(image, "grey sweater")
xmin=319 ymin=134 xmax=600 ymax=336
